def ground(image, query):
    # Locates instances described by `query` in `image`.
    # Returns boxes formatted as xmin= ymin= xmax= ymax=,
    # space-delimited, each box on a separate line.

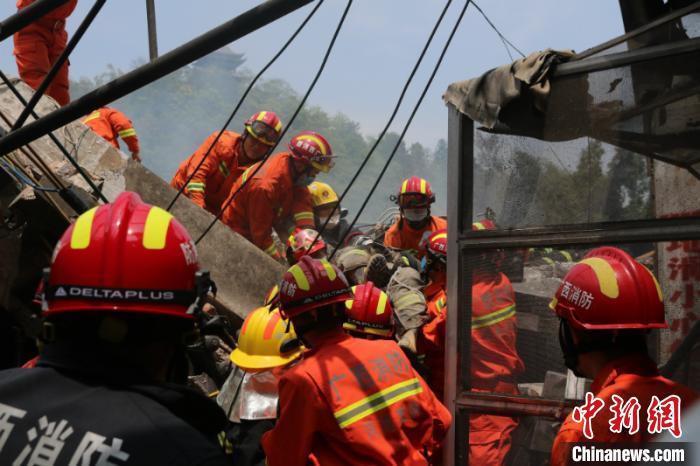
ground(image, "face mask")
xmin=403 ymin=208 xmax=429 ymax=223
xmin=318 ymin=212 xmax=341 ymax=229
xmin=558 ymin=319 xmax=585 ymax=378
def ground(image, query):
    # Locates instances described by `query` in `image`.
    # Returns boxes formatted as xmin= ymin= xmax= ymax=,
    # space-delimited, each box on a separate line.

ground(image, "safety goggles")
xmin=399 ymin=193 xmax=430 ymax=208
xmin=310 ymin=155 xmax=336 ymax=173
xmin=246 ymin=121 xmax=279 ymax=146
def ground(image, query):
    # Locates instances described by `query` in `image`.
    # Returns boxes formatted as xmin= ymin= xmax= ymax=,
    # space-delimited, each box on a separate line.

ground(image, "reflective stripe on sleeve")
xmin=118 ymin=128 xmax=137 ymax=138
xmin=186 ymin=182 xmax=206 ymax=193
xmin=294 ymin=212 xmax=314 ymax=222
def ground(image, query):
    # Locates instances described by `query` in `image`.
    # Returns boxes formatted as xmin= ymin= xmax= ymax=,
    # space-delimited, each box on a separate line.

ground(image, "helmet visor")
xmin=246 ymin=121 xmax=279 ymax=146
xmin=399 ymin=193 xmax=430 ymax=208
xmin=310 ymin=155 xmax=336 ymax=173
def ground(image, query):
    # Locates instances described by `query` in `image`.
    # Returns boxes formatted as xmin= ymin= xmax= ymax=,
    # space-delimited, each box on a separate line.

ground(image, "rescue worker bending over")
xmin=14 ymin=0 xmax=77 ymax=106
xmin=286 ymin=228 xmax=327 ymax=265
xmin=417 ymin=227 xmax=524 ymax=466
xmin=171 ymin=111 xmax=282 ymax=214
xmin=221 ymin=131 xmax=332 ymax=260
xmin=384 ymin=176 xmax=446 ymax=258
xmin=82 ymin=107 xmax=142 ymax=161
xmin=308 ymin=181 xmax=361 ymax=248
xmin=218 ymin=306 xmax=302 ymax=466
xmin=262 ymin=256 xmax=451 ymax=465
xmin=0 ymin=192 xmax=231 ymax=465
xmin=343 ymin=282 xmax=394 ymax=339
xmin=550 ymin=247 xmax=699 ymax=466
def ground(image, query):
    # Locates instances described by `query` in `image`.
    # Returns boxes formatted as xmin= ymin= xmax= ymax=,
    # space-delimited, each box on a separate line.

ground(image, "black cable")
xmin=0 ymin=159 xmax=60 ymax=192
xmin=166 ymin=0 xmax=324 ymax=211
xmin=195 ymin=0 xmax=353 ymax=245
xmin=471 ymin=0 xmax=525 ymax=59
xmin=305 ymin=0 xmax=454 ymax=255
xmin=331 ymin=0 xmax=472 ymax=259
xmin=0 ymin=70 xmax=109 ymax=203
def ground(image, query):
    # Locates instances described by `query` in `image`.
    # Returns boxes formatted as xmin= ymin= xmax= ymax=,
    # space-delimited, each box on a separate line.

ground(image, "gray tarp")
xmin=443 ymin=49 xmax=574 ymax=129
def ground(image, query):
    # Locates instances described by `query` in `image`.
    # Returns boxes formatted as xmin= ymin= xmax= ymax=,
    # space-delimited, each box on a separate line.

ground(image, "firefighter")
xmin=384 ymin=176 xmax=447 ymax=258
xmin=343 ymin=282 xmax=394 ymax=339
xmin=262 ymin=256 xmax=451 ymax=465
xmin=81 ymin=106 xmax=142 ymax=161
xmin=13 ymin=0 xmax=77 ymax=106
xmin=171 ymin=111 xmax=283 ymax=214
xmin=219 ymin=306 xmax=303 ymax=466
xmin=221 ymin=131 xmax=331 ymax=260
xmin=286 ymin=228 xmax=328 ymax=265
xmin=549 ymin=246 xmax=699 ymax=466
xmin=0 ymin=192 xmax=231 ymax=465
xmin=417 ymin=227 xmax=524 ymax=466
xmin=308 ymin=181 xmax=361 ymax=248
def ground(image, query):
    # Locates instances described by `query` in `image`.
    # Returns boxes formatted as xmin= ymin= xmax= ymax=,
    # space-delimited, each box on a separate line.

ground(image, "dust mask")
xmin=403 ymin=208 xmax=429 ymax=223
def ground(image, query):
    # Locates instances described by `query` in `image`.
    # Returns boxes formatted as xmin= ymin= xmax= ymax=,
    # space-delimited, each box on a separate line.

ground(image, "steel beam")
xmin=0 ymin=0 xmax=72 ymax=42
xmin=0 ymin=0 xmax=314 ymax=157
xmin=146 ymin=0 xmax=158 ymax=61
xmin=456 ymin=392 xmax=577 ymax=420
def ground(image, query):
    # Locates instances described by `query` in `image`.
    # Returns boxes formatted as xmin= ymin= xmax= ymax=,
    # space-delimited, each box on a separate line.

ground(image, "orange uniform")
xmin=262 ymin=332 xmax=451 ymax=465
xmin=82 ymin=107 xmax=140 ymax=154
xmin=220 ymin=152 xmax=315 ymax=257
xmin=418 ymin=272 xmax=523 ymax=465
xmin=13 ymin=0 xmax=77 ymax=106
xmin=170 ymin=131 xmax=245 ymax=214
xmin=384 ymin=216 xmax=447 ymax=257
xmin=551 ymin=353 xmax=699 ymax=466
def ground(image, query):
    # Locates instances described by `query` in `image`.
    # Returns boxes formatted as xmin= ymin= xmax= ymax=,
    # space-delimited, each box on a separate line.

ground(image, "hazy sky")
xmin=0 ymin=1 xmax=625 ymax=148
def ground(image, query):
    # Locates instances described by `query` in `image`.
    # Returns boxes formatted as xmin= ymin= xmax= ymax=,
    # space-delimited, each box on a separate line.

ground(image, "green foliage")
xmin=70 ymin=52 xmax=446 ymax=222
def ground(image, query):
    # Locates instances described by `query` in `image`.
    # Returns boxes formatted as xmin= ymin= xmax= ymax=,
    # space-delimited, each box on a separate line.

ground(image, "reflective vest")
xmin=262 ymin=332 xmax=451 ymax=466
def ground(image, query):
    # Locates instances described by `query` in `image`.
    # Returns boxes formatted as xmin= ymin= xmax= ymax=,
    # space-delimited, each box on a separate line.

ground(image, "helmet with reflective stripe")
xmin=549 ymin=246 xmax=666 ymax=330
xmin=288 ymin=131 xmax=335 ymax=173
xmin=343 ymin=282 xmax=394 ymax=337
xmin=308 ymin=181 xmax=339 ymax=208
xmin=278 ymin=256 xmax=352 ymax=318
xmin=244 ymin=110 xmax=283 ymax=146
xmin=422 ymin=229 xmax=447 ymax=262
xmin=230 ymin=306 xmax=302 ymax=370
xmin=288 ymin=228 xmax=327 ymax=261
xmin=397 ymin=176 xmax=435 ymax=207
xmin=45 ymin=192 xmax=200 ymax=319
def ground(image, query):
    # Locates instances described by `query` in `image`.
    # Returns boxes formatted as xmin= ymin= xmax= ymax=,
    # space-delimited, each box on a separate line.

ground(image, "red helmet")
xmin=343 ymin=282 xmax=394 ymax=337
xmin=288 ymin=228 xmax=327 ymax=261
xmin=288 ymin=131 xmax=335 ymax=173
xmin=550 ymin=246 xmax=666 ymax=330
xmin=397 ymin=176 xmax=435 ymax=208
xmin=278 ymin=256 xmax=352 ymax=318
xmin=244 ymin=110 xmax=283 ymax=146
xmin=45 ymin=192 xmax=200 ymax=319
xmin=422 ymin=229 xmax=447 ymax=261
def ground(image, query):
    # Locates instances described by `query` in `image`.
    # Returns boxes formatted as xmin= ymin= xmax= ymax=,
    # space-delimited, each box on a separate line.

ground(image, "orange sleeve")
xmin=246 ymin=184 xmax=277 ymax=255
xmin=290 ymin=186 xmax=315 ymax=228
xmin=184 ymin=136 xmax=223 ymax=208
xmin=262 ymin=370 xmax=324 ymax=466
xmin=107 ymin=109 xmax=140 ymax=154
xmin=419 ymin=308 xmax=446 ymax=354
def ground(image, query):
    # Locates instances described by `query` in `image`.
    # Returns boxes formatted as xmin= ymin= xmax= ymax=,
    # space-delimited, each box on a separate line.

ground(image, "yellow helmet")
xmin=308 ymin=181 xmax=339 ymax=208
xmin=230 ymin=306 xmax=302 ymax=370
